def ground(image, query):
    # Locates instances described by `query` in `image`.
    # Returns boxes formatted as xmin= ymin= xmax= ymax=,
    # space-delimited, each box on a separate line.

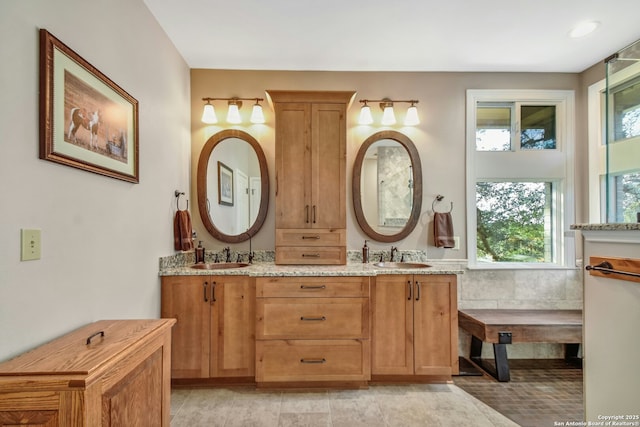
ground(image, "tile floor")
xmin=454 ymin=359 xmax=584 ymax=427
xmin=170 ymin=359 xmax=583 ymax=427
xmin=170 ymin=383 xmax=519 ymax=427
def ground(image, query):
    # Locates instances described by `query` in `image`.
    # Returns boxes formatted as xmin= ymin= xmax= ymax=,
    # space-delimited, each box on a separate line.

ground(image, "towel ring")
xmin=432 ymin=195 xmax=453 ymax=213
xmin=175 ymin=190 xmax=189 ymax=211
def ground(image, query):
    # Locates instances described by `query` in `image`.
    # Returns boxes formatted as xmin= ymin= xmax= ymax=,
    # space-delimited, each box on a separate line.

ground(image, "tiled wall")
xmin=458 ymin=266 xmax=583 ymax=359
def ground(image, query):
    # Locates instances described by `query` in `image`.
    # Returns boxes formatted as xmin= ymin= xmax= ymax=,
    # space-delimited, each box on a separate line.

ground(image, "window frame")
xmin=588 ymin=63 xmax=640 ymax=223
xmin=466 ymin=89 xmax=576 ymax=270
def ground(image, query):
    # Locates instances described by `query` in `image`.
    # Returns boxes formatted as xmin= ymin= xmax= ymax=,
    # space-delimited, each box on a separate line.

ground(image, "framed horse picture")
xmin=39 ymin=29 xmax=139 ymax=183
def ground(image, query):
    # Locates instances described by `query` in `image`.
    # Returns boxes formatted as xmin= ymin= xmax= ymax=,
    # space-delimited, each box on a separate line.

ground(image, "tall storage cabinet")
xmin=268 ymin=90 xmax=355 ymax=265
xmin=371 ymin=274 xmax=459 ymax=379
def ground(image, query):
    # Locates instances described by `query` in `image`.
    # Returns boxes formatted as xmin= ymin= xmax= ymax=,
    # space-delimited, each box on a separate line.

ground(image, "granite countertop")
xmin=571 ymin=223 xmax=640 ymax=231
xmin=159 ymin=261 xmax=464 ymax=277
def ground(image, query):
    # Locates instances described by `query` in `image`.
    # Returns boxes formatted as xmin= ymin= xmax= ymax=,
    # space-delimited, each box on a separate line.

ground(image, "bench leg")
xmin=469 ymin=336 xmax=511 ymax=382
xmin=493 ymin=343 xmax=510 ymax=382
xmin=470 ymin=335 xmax=483 ymax=359
xmin=565 ymin=343 xmax=582 ymax=367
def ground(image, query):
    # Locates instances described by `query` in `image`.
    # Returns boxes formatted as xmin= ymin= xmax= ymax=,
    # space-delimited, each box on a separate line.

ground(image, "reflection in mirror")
xmin=197 ymin=130 xmax=269 ymax=243
xmin=361 ymin=140 xmax=413 ymax=232
xmin=353 ymin=131 xmax=422 ymax=243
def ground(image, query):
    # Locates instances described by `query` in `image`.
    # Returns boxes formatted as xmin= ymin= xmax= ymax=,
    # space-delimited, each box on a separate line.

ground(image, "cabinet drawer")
xmin=275 ymin=246 xmax=346 ymax=265
xmin=256 ymin=339 xmax=370 ymax=382
xmin=257 ymin=276 xmax=369 ymax=298
xmin=276 ymin=229 xmax=346 ymax=247
xmin=256 ymin=298 xmax=369 ymax=339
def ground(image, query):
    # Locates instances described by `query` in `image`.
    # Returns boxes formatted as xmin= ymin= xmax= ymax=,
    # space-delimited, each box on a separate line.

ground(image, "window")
xmin=587 ymin=66 xmax=640 ymax=222
xmin=466 ymin=90 xmax=575 ymax=268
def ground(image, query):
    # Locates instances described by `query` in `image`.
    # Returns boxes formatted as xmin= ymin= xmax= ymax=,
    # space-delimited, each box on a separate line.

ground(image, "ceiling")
xmin=143 ymin=0 xmax=640 ymax=73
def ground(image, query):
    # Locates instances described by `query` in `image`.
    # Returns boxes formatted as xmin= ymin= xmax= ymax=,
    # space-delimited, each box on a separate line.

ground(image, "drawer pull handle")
xmin=300 ymin=316 xmax=326 ymax=321
xmin=86 ymin=331 xmax=104 ymax=345
xmin=415 ymin=281 xmax=421 ymax=301
xmin=407 ymin=280 xmax=412 ymax=300
xmin=300 ymin=285 xmax=326 ymax=290
xmin=302 ymin=253 xmax=320 ymax=258
xmin=300 ymin=358 xmax=326 ymax=364
xmin=301 ymin=235 xmax=320 ymax=240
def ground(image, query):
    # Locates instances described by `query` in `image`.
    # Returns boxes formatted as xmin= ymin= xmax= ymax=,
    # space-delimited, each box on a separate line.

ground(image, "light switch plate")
xmin=21 ymin=229 xmax=41 ymax=261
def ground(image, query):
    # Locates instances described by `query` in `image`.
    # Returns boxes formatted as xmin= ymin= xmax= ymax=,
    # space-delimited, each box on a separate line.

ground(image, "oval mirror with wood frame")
xmin=352 ymin=130 xmax=422 ymax=243
xmin=197 ymin=129 xmax=269 ymax=243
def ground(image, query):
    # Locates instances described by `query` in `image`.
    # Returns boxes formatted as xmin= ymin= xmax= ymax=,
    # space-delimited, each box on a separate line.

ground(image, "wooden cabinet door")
xmin=371 ymin=275 xmax=414 ymax=375
xmin=413 ymin=275 xmax=458 ymax=376
xmin=311 ymin=103 xmax=346 ymax=229
xmin=210 ymin=276 xmax=256 ymax=377
xmin=161 ymin=276 xmax=210 ymax=378
xmin=102 ymin=348 xmax=163 ymax=426
xmin=275 ymin=102 xmax=311 ymax=229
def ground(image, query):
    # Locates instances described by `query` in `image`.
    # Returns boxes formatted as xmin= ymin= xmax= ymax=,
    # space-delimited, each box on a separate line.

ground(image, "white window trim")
xmin=466 ymin=89 xmax=576 ymax=270
xmin=587 ymin=61 xmax=640 ymax=223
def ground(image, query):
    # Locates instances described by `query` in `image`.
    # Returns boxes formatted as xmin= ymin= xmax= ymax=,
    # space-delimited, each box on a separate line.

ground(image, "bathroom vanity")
xmin=160 ymin=261 xmax=462 ymax=388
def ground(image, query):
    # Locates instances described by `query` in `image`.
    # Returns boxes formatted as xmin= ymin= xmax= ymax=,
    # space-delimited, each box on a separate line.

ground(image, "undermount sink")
xmin=190 ymin=262 xmax=250 ymax=270
xmin=372 ymin=262 xmax=431 ymax=269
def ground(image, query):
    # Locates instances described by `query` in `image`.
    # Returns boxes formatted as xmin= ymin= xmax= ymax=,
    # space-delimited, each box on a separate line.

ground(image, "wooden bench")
xmin=458 ymin=309 xmax=582 ymax=382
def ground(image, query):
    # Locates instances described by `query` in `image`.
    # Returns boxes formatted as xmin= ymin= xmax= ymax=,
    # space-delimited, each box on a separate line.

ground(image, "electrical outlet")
xmin=452 ymin=236 xmax=460 ymax=251
xmin=21 ymin=229 xmax=41 ymax=261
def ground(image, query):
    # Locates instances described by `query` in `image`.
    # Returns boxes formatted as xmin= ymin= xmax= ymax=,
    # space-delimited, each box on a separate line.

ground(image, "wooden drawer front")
xmin=276 ymin=229 xmax=346 ymax=247
xmin=257 ymin=298 xmax=368 ymax=339
xmin=256 ymin=340 xmax=370 ymax=382
xmin=275 ymin=246 xmax=346 ymax=265
xmin=257 ymin=277 xmax=369 ymax=298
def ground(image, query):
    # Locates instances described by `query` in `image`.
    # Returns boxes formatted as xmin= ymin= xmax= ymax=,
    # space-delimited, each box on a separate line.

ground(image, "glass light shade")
xmin=358 ymin=105 xmax=374 ymax=125
xmin=381 ymin=105 xmax=396 ymax=126
xmin=250 ymin=103 xmax=265 ymax=124
xmin=201 ymin=103 xmax=217 ymax=124
xmin=404 ymin=105 xmax=420 ymax=126
xmin=226 ymin=103 xmax=242 ymax=124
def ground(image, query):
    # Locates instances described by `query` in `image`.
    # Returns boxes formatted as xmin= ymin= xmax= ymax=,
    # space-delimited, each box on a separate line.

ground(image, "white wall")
xmin=0 ymin=0 xmax=191 ymax=361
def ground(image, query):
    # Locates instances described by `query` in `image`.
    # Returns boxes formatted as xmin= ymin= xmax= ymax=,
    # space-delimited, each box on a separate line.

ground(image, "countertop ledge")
xmin=571 ymin=223 xmax=640 ymax=231
xmin=159 ymin=262 xmax=464 ymax=277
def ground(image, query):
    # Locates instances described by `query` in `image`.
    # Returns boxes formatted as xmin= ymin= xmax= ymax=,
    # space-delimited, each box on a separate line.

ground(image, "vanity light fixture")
xmin=381 ymin=102 xmax=396 ymax=126
xmin=404 ymin=102 xmax=420 ymax=126
xmin=250 ymin=100 xmax=265 ymax=124
xmin=358 ymin=99 xmax=420 ymax=126
xmin=358 ymin=100 xmax=374 ymax=125
xmin=201 ymin=97 xmax=266 ymax=124
xmin=226 ymin=99 xmax=242 ymax=124
xmin=201 ymin=100 xmax=217 ymax=124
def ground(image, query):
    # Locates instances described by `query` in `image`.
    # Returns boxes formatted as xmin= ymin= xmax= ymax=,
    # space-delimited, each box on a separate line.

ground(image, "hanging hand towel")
xmin=173 ymin=210 xmax=194 ymax=251
xmin=434 ymin=212 xmax=455 ymax=248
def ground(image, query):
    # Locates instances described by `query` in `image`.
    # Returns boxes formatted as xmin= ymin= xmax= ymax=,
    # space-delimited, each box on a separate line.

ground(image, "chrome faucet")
xmin=390 ymin=246 xmax=398 ymax=262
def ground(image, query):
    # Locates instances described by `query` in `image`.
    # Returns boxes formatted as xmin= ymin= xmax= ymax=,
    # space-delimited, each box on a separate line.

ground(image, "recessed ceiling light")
xmin=569 ymin=21 xmax=600 ymax=38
